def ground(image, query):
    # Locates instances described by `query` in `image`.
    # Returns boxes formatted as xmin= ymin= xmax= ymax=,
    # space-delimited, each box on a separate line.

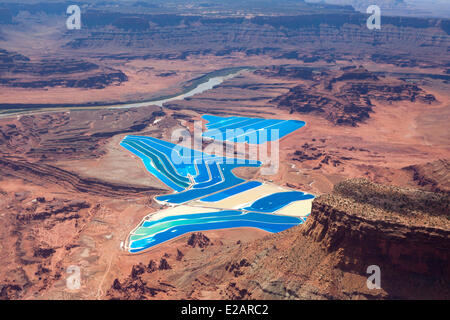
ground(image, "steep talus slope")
xmin=403 ymin=159 xmax=450 ymax=193
xmin=61 ymin=11 xmax=449 ymax=66
xmin=106 ymin=179 xmax=449 ymax=300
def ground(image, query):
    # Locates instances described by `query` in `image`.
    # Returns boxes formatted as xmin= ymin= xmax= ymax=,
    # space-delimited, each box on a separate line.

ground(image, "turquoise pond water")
xmin=121 ymin=115 xmax=312 ymax=252
xmin=129 ymin=210 xmax=304 ymax=253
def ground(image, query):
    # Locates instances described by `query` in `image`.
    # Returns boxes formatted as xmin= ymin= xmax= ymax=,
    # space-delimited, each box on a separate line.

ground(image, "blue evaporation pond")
xmin=121 ymin=135 xmax=262 ymax=202
xmin=202 ymin=115 xmax=305 ymax=144
xmin=129 ymin=210 xmax=303 ymax=253
xmin=243 ymin=191 xmax=315 ymax=213
xmin=121 ymin=133 xmax=314 ymax=254
xmin=156 ymin=162 xmax=261 ymax=204
xmin=141 ymin=210 xmax=244 ymax=228
xmin=120 ymin=141 xmax=186 ymax=192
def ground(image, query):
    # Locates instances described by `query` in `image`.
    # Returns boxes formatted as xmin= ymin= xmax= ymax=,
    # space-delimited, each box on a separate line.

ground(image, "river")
xmin=0 ymin=67 xmax=247 ymax=117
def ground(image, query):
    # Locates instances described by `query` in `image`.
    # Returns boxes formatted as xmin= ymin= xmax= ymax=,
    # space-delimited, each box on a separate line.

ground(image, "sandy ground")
xmin=139 ymin=205 xmax=221 ymax=222
xmin=277 ymin=199 xmax=313 ymax=217
xmin=55 ymin=134 xmax=168 ymax=190
xmin=190 ymin=183 xmax=292 ymax=209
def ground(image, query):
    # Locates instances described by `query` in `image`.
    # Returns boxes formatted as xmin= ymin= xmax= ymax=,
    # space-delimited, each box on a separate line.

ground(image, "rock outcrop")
xmin=187 ymin=233 xmax=211 ymax=248
xmin=0 ymin=49 xmax=127 ymax=89
xmin=271 ymin=67 xmax=436 ymax=126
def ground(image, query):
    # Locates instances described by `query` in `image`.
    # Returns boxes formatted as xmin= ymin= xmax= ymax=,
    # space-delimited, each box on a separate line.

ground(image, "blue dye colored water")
xmin=192 ymin=161 xmax=222 ymax=189
xmin=202 ymin=115 xmax=305 ymax=144
xmin=120 ymin=142 xmax=185 ymax=192
xmin=125 ymin=140 xmax=190 ymax=184
xmin=193 ymin=159 xmax=210 ymax=183
xmin=129 ymin=210 xmax=303 ymax=252
xmin=141 ymin=210 xmax=244 ymax=228
xmin=121 ymin=135 xmax=262 ymax=197
xmin=156 ymin=170 xmax=246 ymax=204
xmin=243 ymin=191 xmax=315 ymax=213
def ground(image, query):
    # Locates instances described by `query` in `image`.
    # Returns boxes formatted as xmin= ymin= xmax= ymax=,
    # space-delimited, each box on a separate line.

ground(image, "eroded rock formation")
xmin=271 ymin=67 xmax=436 ymax=126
